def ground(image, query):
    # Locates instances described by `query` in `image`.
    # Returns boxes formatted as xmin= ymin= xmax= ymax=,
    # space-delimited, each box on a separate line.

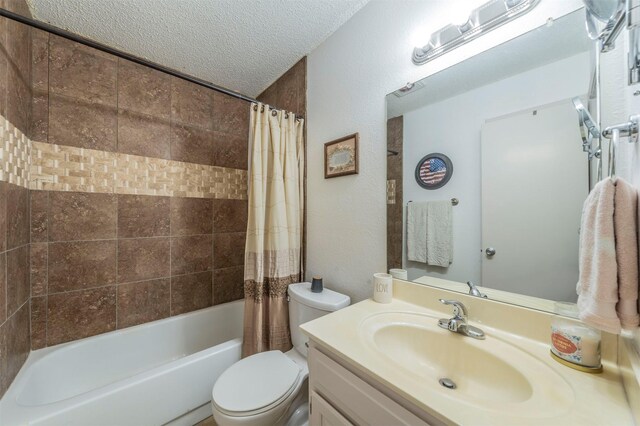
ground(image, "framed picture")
xmin=414 ymin=153 xmax=453 ymax=189
xmin=324 ymin=133 xmax=359 ymax=178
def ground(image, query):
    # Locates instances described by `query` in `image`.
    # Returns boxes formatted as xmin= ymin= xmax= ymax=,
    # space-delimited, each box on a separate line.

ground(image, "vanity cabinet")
xmin=309 ymin=391 xmax=352 ymax=426
xmin=308 ymin=343 xmax=436 ymax=426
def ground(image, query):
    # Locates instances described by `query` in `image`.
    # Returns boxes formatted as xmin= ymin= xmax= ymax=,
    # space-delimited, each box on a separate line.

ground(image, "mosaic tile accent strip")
xmin=0 ymin=114 xmax=247 ymax=199
xmin=0 ymin=116 xmax=31 ymax=188
xmin=387 ymin=179 xmax=396 ymax=205
xmin=31 ymin=142 xmax=247 ymax=199
xmin=30 ymin=142 xmax=116 ymax=194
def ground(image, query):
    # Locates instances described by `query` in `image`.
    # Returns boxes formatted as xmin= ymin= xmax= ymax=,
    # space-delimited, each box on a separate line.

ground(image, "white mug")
xmin=373 ymin=273 xmax=393 ymax=303
xmin=389 ymin=269 xmax=408 ymax=280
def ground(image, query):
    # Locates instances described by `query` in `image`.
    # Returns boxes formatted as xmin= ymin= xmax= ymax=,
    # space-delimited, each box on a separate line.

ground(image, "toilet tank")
xmin=288 ymin=283 xmax=350 ymax=357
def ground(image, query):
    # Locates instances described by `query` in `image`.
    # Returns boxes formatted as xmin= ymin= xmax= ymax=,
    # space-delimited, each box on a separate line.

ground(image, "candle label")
xmin=551 ymin=331 xmax=578 ymax=356
xmin=551 ymin=326 xmax=600 ymax=366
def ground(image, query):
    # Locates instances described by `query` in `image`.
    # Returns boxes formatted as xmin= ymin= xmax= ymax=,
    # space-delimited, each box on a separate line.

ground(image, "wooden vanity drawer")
xmin=308 ymin=345 xmax=432 ymax=426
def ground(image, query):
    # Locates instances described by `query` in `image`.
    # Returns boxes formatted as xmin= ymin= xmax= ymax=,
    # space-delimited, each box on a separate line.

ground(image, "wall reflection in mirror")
xmin=386 ymin=8 xmax=617 ymax=313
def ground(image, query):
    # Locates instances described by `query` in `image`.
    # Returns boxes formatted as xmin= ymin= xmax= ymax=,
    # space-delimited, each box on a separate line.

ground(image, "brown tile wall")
xmin=0 ymin=0 xmax=32 ymax=399
xmin=0 ymin=182 xmax=30 ymax=398
xmin=29 ymin=191 xmax=247 ymax=348
xmin=24 ymin=23 xmax=253 ymax=351
xmin=387 ymin=116 xmax=403 ymax=270
xmin=31 ymin=32 xmax=250 ymax=169
xmin=257 ymin=57 xmax=306 ymax=117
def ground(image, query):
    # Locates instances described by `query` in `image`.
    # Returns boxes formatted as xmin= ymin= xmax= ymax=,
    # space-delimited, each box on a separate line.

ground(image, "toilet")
xmin=211 ymin=282 xmax=350 ymax=426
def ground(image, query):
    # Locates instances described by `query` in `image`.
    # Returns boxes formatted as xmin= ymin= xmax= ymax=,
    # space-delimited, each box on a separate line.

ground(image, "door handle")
xmin=485 ymin=247 xmax=496 ymax=257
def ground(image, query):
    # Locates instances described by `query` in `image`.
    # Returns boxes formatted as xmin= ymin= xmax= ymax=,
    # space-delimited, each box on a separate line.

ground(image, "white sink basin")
xmin=359 ymin=311 xmax=575 ymax=417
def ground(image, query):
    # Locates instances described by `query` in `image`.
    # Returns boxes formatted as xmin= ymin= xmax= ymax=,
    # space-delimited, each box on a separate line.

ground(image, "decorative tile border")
xmin=0 ymin=114 xmax=247 ymax=199
xmin=0 ymin=116 xmax=31 ymax=188
xmin=30 ymin=142 xmax=247 ymax=199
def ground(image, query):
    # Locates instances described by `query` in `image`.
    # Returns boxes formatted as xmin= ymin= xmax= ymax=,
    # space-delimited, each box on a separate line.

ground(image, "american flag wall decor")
xmin=414 ymin=153 xmax=453 ymax=190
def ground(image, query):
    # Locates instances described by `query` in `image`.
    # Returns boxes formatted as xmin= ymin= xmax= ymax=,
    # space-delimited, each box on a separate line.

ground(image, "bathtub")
xmin=0 ymin=300 xmax=244 ymax=426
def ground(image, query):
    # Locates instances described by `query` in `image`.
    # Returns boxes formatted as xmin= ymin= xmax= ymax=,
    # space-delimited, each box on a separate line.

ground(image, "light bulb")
xmin=446 ymin=0 xmax=485 ymax=26
xmin=410 ymin=26 xmax=432 ymax=48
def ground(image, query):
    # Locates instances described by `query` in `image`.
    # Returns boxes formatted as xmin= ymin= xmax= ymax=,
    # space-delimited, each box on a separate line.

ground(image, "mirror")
xmin=386 ymin=9 xmax=597 ymax=315
xmin=584 ymin=0 xmax=623 ymax=23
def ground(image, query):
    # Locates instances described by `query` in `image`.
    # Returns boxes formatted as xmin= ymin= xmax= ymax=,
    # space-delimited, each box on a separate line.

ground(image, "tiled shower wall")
xmin=27 ymin=31 xmax=251 ymax=349
xmin=0 ymin=2 xmax=308 ymax=398
xmin=0 ymin=0 xmax=32 ymax=398
xmin=257 ymin=57 xmax=307 ymax=116
xmin=29 ymin=192 xmax=247 ymax=347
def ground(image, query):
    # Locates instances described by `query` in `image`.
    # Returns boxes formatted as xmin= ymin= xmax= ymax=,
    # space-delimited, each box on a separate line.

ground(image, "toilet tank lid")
xmin=288 ymin=282 xmax=350 ymax=311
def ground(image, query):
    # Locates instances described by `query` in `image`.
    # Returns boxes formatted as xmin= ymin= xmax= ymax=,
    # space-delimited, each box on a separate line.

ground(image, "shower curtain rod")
xmin=0 ymin=7 xmax=303 ymax=119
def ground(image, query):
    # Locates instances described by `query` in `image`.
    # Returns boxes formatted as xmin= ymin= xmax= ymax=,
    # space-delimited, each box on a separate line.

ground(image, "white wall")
xmin=306 ymin=0 xmax=583 ymax=302
xmin=401 ymin=52 xmax=589 ymax=285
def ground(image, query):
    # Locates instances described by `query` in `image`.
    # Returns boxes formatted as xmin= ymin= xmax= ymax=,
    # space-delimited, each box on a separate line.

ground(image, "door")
xmin=481 ymin=99 xmax=588 ymax=302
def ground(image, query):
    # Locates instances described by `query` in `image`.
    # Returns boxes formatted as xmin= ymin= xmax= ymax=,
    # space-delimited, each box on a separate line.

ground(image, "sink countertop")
xmin=300 ymin=281 xmax=634 ymax=426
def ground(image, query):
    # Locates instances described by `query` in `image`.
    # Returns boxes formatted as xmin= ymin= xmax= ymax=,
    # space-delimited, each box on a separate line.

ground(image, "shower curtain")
xmin=242 ymin=103 xmax=305 ymax=357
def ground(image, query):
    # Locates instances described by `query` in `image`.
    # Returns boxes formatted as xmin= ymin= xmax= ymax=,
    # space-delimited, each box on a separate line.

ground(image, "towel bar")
xmin=602 ymin=115 xmax=640 ymax=143
xmin=408 ymin=198 xmax=458 ymax=206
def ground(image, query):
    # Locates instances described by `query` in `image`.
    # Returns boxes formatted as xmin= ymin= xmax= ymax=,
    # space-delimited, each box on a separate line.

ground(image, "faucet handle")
xmin=439 ymin=299 xmax=468 ymax=319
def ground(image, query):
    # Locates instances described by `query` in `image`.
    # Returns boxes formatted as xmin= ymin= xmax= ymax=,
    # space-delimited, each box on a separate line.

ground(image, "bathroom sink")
xmin=359 ymin=311 xmax=575 ymax=417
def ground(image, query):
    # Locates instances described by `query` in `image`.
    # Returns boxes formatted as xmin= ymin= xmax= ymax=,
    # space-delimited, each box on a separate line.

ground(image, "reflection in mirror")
xmin=386 ymin=9 xmax=597 ymax=315
xmin=415 ymin=154 xmax=453 ymax=189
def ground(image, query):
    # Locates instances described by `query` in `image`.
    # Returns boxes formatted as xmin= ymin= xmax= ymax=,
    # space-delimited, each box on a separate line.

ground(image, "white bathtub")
xmin=0 ymin=300 xmax=244 ymax=426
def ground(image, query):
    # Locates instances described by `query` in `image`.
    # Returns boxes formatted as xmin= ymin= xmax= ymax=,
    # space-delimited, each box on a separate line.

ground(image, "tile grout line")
xmin=44 ymin=190 xmax=50 ymax=347
xmin=3 ymin=298 xmax=30 ymax=329
xmin=215 ymin=196 xmax=216 ymax=306
xmin=115 ymin=61 xmax=119 ymax=331
xmin=42 ymin=233 xmax=211 ymax=245
xmin=115 ymin=195 xmax=119 ymax=331
xmin=28 ymin=179 xmax=32 ymax=350
xmin=169 ymin=81 xmax=175 ymax=318
xmin=169 ymin=190 xmax=172 ymax=317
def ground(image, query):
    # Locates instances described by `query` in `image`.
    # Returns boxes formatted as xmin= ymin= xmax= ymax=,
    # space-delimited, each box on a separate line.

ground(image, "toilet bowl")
xmin=211 ymin=282 xmax=350 ymax=426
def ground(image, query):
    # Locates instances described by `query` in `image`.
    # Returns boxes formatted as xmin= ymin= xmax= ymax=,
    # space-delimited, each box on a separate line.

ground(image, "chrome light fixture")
xmin=412 ymin=0 xmax=540 ymax=65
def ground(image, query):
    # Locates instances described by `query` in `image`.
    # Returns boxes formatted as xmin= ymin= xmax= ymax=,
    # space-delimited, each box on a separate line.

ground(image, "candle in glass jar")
xmin=551 ymin=306 xmax=601 ymax=369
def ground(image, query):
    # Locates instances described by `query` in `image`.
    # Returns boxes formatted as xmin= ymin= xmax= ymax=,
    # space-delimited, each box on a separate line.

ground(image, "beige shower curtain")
xmin=242 ymin=103 xmax=305 ymax=357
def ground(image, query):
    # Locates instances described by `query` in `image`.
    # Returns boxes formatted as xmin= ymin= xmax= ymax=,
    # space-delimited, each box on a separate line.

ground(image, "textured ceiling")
xmin=27 ymin=0 xmax=369 ymax=97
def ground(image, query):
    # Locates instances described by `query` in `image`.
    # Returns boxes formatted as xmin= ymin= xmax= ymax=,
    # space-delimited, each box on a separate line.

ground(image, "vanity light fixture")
xmin=392 ymin=81 xmax=424 ymax=97
xmin=412 ymin=0 xmax=540 ymax=65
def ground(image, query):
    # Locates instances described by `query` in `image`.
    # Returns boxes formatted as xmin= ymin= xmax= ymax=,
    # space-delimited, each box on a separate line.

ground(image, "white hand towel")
xmin=407 ymin=202 xmax=428 ymax=263
xmin=426 ymin=200 xmax=453 ymax=267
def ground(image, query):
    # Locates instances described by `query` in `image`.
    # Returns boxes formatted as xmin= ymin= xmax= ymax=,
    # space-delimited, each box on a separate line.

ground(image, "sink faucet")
xmin=437 ymin=299 xmax=485 ymax=340
xmin=466 ymin=281 xmax=487 ymax=298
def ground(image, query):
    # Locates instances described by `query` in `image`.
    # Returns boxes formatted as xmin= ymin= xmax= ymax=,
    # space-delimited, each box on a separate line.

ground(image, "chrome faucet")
xmin=466 ymin=281 xmax=487 ymax=298
xmin=437 ymin=299 xmax=485 ymax=339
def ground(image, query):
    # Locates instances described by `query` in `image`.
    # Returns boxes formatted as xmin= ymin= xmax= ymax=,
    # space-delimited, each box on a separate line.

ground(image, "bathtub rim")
xmin=1 ymin=300 xmax=244 ymax=424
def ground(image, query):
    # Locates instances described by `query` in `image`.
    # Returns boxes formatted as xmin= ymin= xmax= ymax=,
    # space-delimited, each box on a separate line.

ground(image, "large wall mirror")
xmin=386 ymin=8 xmax=603 ymax=314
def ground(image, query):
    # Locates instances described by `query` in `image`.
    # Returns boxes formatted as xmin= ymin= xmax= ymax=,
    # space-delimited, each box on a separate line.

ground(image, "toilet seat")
xmin=212 ymin=350 xmax=302 ymax=417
